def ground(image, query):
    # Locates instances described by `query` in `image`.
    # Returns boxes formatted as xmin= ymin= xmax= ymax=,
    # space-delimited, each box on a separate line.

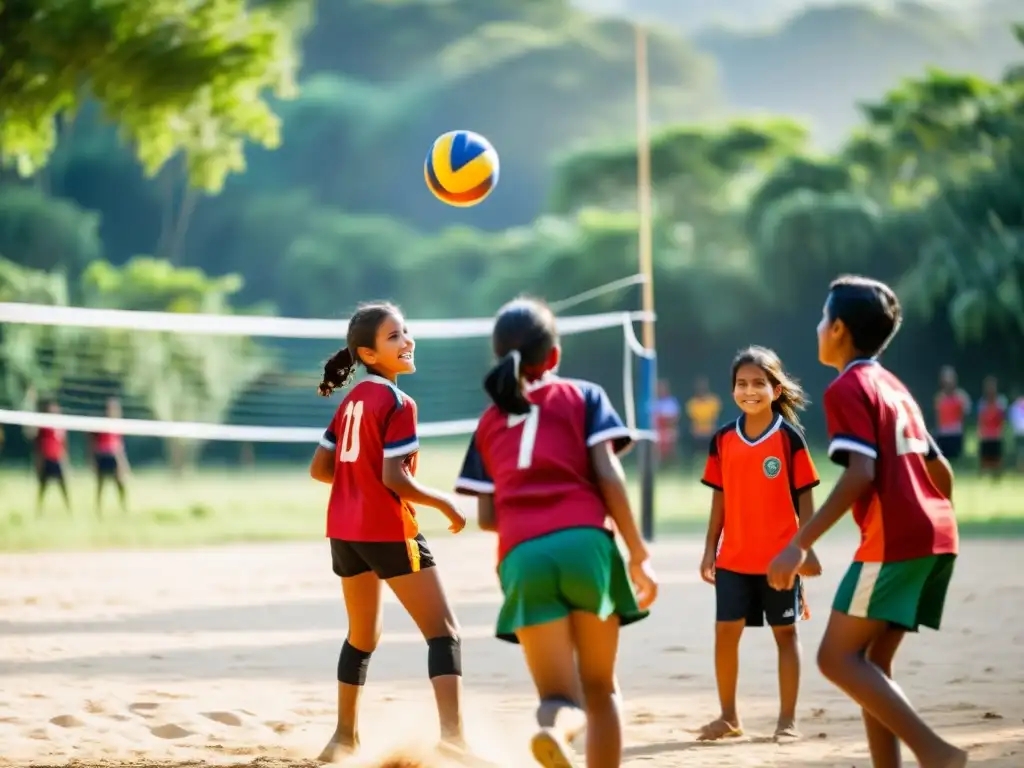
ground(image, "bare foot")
xmin=529 ymin=728 xmax=578 ymax=767
xmin=928 ymin=747 xmax=968 ymax=768
xmin=697 ymin=717 xmax=743 ymax=742
xmin=773 ymin=722 xmax=801 ymax=742
xmin=316 ymin=736 xmax=357 ymax=764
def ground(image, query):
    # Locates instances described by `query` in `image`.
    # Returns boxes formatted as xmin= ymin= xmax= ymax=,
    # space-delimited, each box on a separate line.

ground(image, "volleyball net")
xmin=0 ymin=301 xmax=656 ymax=450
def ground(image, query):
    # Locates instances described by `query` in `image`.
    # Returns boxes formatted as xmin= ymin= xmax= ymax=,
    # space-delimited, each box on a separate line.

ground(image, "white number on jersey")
xmin=877 ymin=382 xmax=929 ymax=456
xmin=508 ymin=405 xmax=540 ymax=469
xmin=338 ymin=400 xmax=364 ymax=463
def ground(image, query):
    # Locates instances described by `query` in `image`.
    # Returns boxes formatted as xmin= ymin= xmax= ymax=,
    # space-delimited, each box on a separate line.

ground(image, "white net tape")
xmin=0 ymin=302 xmax=654 ymax=443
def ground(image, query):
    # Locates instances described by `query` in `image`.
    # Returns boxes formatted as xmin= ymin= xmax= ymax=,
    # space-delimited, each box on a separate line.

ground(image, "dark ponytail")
xmin=484 ymin=350 xmax=532 ymax=415
xmin=318 ymin=347 xmax=356 ymax=397
xmin=485 ymin=296 xmax=559 ymax=414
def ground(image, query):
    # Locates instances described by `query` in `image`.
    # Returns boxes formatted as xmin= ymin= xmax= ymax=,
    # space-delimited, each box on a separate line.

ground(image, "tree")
xmin=79 ymin=258 xmax=273 ymax=471
xmin=0 ymin=0 xmax=298 ymax=192
xmin=0 ymin=186 xmax=102 ymax=273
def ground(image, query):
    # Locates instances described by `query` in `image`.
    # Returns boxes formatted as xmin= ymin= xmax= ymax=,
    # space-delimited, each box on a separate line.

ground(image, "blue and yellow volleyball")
xmin=424 ymin=130 xmax=499 ymax=207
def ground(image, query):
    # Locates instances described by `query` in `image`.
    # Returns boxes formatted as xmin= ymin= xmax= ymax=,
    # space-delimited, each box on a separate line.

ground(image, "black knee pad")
xmin=337 ymin=640 xmax=372 ymax=685
xmin=427 ymin=635 xmax=462 ymax=678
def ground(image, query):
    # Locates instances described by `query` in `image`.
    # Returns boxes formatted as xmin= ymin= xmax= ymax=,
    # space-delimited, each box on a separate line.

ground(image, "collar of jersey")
xmin=839 ymin=357 xmax=878 ymax=377
xmin=523 ymin=371 xmax=556 ymax=393
xmin=735 ymin=413 xmax=782 ymax=446
xmin=364 ymin=373 xmax=401 ymax=391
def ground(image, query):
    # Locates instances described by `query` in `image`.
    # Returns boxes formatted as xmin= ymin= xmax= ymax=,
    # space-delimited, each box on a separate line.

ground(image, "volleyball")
xmin=424 ymin=130 xmax=499 ymax=207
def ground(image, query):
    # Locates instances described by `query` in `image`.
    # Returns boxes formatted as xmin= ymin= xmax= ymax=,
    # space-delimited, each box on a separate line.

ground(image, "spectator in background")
xmin=977 ymin=376 xmax=1007 ymax=479
xmin=934 ymin=365 xmax=970 ymax=463
xmin=652 ymin=379 xmax=681 ymax=466
xmin=1010 ymin=391 xmax=1024 ymax=472
xmin=686 ymin=376 xmax=722 ymax=463
xmin=88 ymin=397 xmax=129 ymax=515
xmin=34 ymin=400 xmax=72 ymax=515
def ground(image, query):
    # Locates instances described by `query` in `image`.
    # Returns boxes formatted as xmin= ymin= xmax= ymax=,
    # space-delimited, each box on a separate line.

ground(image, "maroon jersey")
xmin=320 ymin=375 xmax=419 ymax=542
xmin=456 ymin=376 xmax=633 ymax=562
xmin=93 ymin=432 xmax=123 ymax=455
xmin=37 ymin=427 xmax=66 ymax=461
xmin=823 ymin=359 xmax=958 ymax=562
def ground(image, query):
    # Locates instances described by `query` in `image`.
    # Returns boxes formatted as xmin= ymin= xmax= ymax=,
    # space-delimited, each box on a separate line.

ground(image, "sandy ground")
xmin=0 ymin=533 xmax=1022 ymax=768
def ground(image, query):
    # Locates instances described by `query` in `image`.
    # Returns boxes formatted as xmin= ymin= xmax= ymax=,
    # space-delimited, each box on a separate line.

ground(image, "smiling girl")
xmin=307 ymin=301 xmax=471 ymax=763
xmin=697 ymin=346 xmax=821 ymax=742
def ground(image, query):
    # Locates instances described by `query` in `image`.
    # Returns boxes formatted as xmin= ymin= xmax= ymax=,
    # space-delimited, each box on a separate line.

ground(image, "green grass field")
xmin=1 ymin=440 xmax=1022 ymax=552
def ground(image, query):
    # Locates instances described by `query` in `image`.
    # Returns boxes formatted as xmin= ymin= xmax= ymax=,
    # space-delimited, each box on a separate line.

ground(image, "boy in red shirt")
xmin=768 ymin=275 xmax=967 ymax=768
xmin=89 ymin=397 xmax=130 ymax=514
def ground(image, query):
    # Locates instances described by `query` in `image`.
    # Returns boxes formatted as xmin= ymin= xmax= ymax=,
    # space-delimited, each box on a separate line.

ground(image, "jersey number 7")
xmin=877 ymin=383 xmax=928 ymax=457
xmin=338 ymin=400 xmax=364 ymax=463
xmin=508 ymin=405 xmax=540 ymax=470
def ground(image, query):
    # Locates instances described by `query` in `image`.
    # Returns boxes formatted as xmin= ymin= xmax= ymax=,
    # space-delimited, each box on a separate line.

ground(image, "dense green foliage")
xmin=2 ymin=0 xmax=1024 ymax=465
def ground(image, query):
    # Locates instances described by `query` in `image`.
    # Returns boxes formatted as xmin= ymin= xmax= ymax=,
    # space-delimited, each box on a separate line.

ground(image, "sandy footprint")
xmin=149 ymin=722 xmax=195 ymax=739
xmin=49 ymin=714 xmax=86 ymax=728
xmin=201 ymin=710 xmax=245 ymax=727
xmin=128 ymin=701 xmax=162 ymax=718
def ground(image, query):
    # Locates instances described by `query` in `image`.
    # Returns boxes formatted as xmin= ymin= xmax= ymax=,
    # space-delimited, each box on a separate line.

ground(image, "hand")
xmin=767 ymin=543 xmax=806 ymax=591
xmin=442 ymin=500 xmax=467 ymax=534
xmin=700 ymin=550 xmax=716 ymax=585
xmin=798 ymin=548 xmax=822 ymax=577
xmin=629 ymin=557 xmax=659 ymax=610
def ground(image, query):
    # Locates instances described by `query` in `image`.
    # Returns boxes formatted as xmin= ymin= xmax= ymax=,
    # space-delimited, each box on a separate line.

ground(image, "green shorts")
xmin=833 ymin=554 xmax=956 ymax=631
xmin=495 ymin=527 xmax=649 ymax=643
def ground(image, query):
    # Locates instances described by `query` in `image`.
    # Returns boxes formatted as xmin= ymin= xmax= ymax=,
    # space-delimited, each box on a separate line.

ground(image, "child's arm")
xmin=926 ymin=453 xmax=954 ymax=499
xmin=476 ymin=494 xmax=496 ymax=532
xmin=796 ymin=488 xmax=822 ymax=576
xmin=590 ymin=441 xmax=648 ymax=562
xmin=768 ymin=454 xmax=874 ymax=589
xmin=700 ymin=491 xmax=724 ymax=583
xmin=382 ymin=457 xmax=465 ymax=532
xmin=308 ymin=446 xmax=334 ymax=484
xmin=590 ymin=440 xmax=657 ymax=608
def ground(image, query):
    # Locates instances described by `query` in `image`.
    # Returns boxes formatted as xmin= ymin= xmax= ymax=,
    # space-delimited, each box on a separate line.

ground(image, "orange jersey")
xmin=702 ymin=415 xmax=819 ymax=574
xmin=934 ymin=390 xmax=969 ymax=435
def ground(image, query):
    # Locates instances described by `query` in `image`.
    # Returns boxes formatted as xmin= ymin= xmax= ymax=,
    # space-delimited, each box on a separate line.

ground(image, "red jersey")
xmin=976 ymin=396 xmax=1007 ymax=440
xmin=93 ymin=432 xmax=123 ymax=454
xmin=455 ymin=376 xmax=633 ymax=562
xmin=320 ymin=375 xmax=419 ymax=542
xmin=702 ymin=416 xmax=819 ymax=574
xmin=824 ymin=359 xmax=958 ymax=562
xmin=935 ymin=390 xmax=969 ymax=435
xmin=37 ymin=427 xmax=66 ymax=461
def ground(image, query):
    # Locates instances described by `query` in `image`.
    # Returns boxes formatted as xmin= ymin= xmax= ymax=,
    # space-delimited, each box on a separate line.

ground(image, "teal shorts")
xmin=832 ymin=554 xmax=956 ymax=631
xmin=495 ymin=527 xmax=649 ymax=643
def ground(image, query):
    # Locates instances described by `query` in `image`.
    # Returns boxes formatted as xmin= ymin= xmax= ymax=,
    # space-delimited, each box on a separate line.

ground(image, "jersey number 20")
xmin=878 ymin=383 xmax=928 ymax=456
xmin=338 ymin=400 xmax=364 ymax=463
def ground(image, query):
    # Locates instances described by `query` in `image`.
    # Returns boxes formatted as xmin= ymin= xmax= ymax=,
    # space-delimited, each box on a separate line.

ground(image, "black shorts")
xmin=330 ymin=534 xmax=435 ymax=580
xmin=95 ymin=453 xmax=119 ymax=476
xmin=935 ymin=433 xmax=963 ymax=461
xmin=39 ymin=459 xmax=64 ymax=481
xmin=716 ymin=568 xmax=802 ymax=627
xmin=979 ymin=439 xmax=1003 ymax=463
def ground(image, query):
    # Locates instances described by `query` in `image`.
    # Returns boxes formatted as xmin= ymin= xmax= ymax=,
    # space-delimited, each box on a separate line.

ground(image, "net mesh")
xmin=0 ymin=302 xmax=652 ymax=443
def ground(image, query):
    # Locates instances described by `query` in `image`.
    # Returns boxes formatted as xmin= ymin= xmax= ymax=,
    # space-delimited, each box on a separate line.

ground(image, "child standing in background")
xmin=977 ymin=376 xmax=1007 ymax=478
xmin=35 ymin=400 xmax=71 ymax=515
xmin=698 ymin=346 xmax=821 ymax=743
xmin=933 ymin=366 xmax=970 ymax=463
xmin=89 ymin=397 xmax=130 ymax=515
xmin=1009 ymin=392 xmax=1024 ymax=472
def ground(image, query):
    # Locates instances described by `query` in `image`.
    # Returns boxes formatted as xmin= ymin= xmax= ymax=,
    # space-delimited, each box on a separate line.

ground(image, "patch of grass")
xmin=1 ymin=442 xmax=1022 ymax=552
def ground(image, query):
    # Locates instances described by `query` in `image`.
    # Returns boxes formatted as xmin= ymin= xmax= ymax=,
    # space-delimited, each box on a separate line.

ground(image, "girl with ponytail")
xmin=308 ymin=301 xmax=477 ymax=764
xmin=457 ymin=295 xmax=658 ymax=768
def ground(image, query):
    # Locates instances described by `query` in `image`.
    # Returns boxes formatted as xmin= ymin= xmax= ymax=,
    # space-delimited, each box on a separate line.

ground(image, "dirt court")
xmin=0 ymin=533 xmax=1021 ymax=767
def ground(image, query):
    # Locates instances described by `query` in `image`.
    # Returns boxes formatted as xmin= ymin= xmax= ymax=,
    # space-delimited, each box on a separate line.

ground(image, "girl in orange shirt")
xmin=698 ymin=347 xmax=821 ymax=742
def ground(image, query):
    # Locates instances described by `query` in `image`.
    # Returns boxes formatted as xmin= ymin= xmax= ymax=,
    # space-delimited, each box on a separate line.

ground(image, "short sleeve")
xmin=784 ymin=424 xmax=820 ymax=491
xmin=454 ymin=432 xmax=494 ymax=496
xmin=320 ymin=414 xmax=338 ymax=451
xmin=383 ymin=398 xmax=419 ymax=459
xmin=583 ymin=383 xmax=633 ymax=454
xmin=700 ymin=434 xmax=723 ymax=490
xmin=824 ymin=380 xmax=879 ymax=465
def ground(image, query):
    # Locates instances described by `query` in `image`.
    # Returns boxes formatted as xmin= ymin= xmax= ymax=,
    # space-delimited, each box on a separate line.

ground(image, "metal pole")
xmin=634 ymin=24 xmax=658 ymax=542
